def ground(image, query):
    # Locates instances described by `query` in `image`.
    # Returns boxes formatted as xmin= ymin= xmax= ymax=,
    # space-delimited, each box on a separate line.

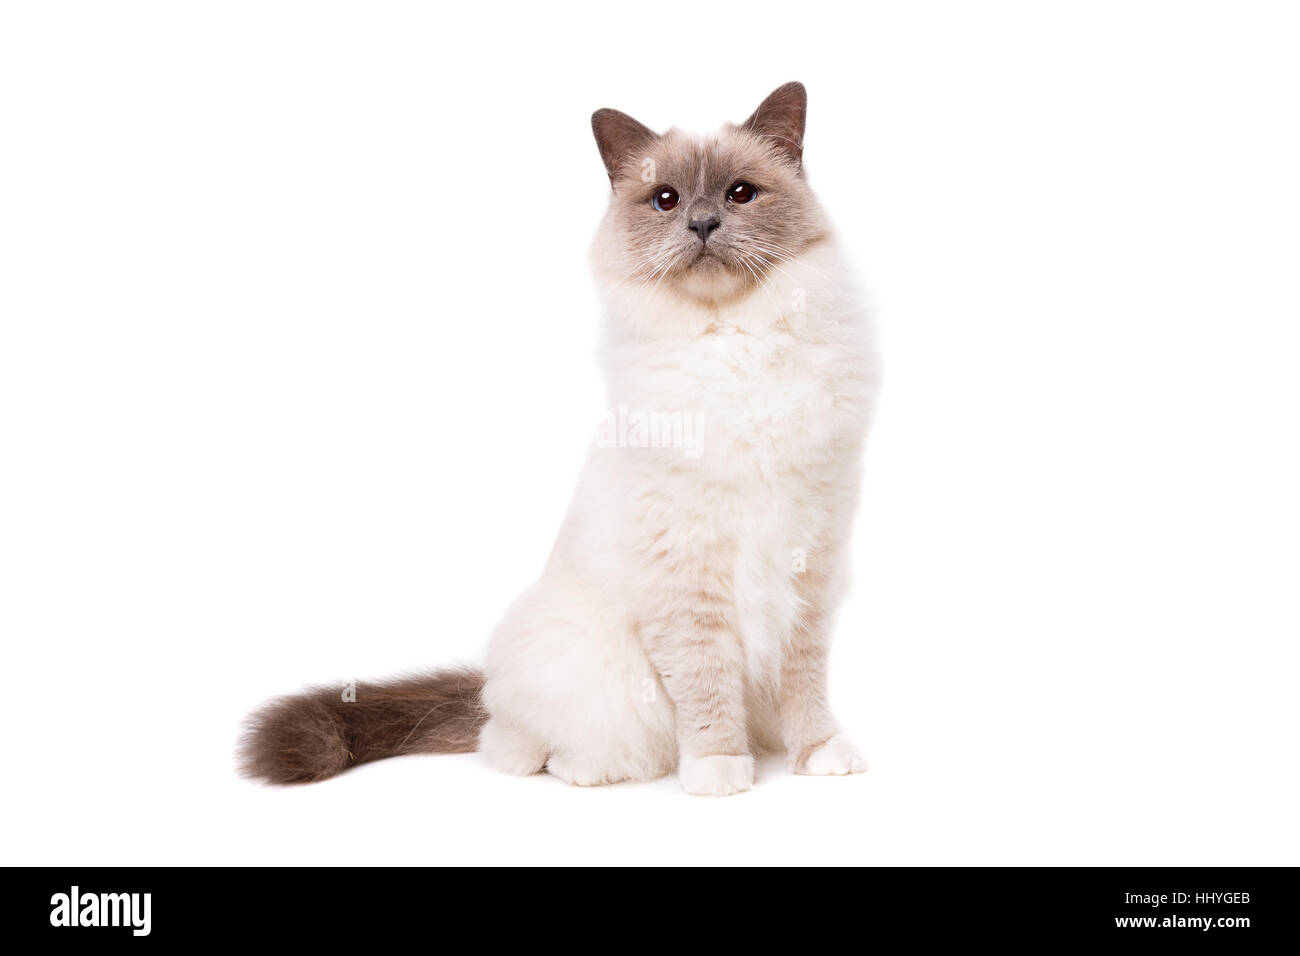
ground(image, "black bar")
xmin=10 ymin=867 xmax=1292 ymax=945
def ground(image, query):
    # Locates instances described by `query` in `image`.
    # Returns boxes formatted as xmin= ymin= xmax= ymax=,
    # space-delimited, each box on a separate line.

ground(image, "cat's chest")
xmin=650 ymin=327 xmax=849 ymax=464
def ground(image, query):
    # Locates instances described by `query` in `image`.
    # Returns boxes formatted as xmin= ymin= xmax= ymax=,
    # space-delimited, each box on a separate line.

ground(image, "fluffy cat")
xmin=241 ymin=82 xmax=879 ymax=796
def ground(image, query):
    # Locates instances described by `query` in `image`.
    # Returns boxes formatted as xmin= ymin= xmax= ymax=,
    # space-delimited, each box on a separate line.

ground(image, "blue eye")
xmin=651 ymin=186 xmax=679 ymax=211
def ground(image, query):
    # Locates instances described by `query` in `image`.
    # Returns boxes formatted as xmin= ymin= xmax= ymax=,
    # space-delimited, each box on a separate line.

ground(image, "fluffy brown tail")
xmin=239 ymin=667 xmax=486 ymax=784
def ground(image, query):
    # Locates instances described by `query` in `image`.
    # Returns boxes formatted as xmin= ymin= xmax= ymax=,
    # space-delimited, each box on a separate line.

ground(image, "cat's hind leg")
xmin=483 ymin=578 xmax=677 ymax=788
xmin=479 ymin=716 xmax=547 ymax=776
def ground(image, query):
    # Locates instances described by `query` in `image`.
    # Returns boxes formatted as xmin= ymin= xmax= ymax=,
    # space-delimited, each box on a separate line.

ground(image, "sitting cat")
xmin=241 ymin=82 xmax=879 ymax=796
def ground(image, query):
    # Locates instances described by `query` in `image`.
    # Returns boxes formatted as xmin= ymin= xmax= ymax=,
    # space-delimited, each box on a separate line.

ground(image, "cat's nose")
xmin=688 ymin=215 xmax=721 ymax=243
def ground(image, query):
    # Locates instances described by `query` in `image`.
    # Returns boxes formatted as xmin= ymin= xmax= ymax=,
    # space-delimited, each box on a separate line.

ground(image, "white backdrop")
xmin=2 ymin=1 xmax=1297 ymax=865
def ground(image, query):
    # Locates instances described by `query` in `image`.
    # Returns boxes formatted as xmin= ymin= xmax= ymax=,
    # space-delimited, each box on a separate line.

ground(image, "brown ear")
xmin=741 ymin=81 xmax=807 ymax=168
xmin=591 ymin=108 xmax=658 ymax=185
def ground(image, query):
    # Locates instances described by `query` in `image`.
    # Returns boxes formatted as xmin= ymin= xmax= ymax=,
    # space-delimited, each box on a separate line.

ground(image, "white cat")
xmin=242 ymin=83 xmax=878 ymax=796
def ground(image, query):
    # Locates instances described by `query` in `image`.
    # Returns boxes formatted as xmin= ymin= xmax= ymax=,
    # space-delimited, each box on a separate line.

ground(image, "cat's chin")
xmin=673 ymin=258 xmax=754 ymax=303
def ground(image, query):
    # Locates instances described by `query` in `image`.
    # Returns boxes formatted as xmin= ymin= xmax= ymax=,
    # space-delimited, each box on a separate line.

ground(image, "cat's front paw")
xmin=679 ymin=753 xmax=754 ymax=796
xmin=792 ymin=733 xmax=868 ymax=775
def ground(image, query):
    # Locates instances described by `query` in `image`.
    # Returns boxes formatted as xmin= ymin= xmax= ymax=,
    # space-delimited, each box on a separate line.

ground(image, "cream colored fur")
xmin=481 ymin=88 xmax=878 ymax=795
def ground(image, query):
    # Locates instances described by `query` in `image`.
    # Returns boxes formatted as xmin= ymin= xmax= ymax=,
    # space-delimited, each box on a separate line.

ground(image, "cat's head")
xmin=591 ymin=82 xmax=829 ymax=305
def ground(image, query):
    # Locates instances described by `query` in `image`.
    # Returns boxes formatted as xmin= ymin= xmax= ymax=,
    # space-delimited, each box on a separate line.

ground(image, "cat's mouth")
xmin=667 ymin=245 xmax=756 ymax=302
xmin=688 ymin=246 xmax=729 ymax=269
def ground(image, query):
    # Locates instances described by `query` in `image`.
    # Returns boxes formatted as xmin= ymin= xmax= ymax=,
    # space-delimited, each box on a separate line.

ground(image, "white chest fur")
xmin=597 ymin=320 xmax=870 ymax=680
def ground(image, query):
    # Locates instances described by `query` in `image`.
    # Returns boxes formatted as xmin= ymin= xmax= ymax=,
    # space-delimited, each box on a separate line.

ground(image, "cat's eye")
xmin=651 ymin=187 xmax=679 ymax=212
xmin=727 ymin=182 xmax=758 ymax=204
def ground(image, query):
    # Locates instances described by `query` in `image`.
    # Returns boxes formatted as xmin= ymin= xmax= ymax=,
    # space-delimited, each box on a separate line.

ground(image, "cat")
xmin=241 ymin=82 xmax=879 ymax=796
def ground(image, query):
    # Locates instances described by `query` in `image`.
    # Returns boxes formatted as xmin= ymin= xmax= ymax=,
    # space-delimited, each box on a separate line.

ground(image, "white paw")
xmin=479 ymin=718 xmax=547 ymax=776
xmin=794 ymin=733 xmax=868 ymax=775
xmin=546 ymin=752 xmax=631 ymax=787
xmin=679 ymin=754 xmax=754 ymax=796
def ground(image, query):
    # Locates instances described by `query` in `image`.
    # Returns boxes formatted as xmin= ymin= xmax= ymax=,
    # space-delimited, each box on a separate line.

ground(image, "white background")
xmin=2 ymin=1 xmax=1297 ymax=866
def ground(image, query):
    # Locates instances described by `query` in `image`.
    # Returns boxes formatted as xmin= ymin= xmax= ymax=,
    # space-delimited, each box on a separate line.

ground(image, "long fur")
xmin=241 ymin=83 xmax=877 ymax=795
xmin=239 ymin=669 xmax=484 ymax=784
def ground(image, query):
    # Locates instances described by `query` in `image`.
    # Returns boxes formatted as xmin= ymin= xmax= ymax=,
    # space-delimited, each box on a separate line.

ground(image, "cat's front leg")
xmin=781 ymin=546 xmax=868 ymax=776
xmin=640 ymin=574 xmax=754 ymax=796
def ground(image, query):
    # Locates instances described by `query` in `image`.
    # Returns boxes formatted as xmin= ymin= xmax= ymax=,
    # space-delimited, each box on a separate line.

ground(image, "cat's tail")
xmin=238 ymin=667 xmax=486 ymax=784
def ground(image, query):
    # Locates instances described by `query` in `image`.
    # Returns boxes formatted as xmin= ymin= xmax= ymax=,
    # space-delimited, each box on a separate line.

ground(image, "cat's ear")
xmin=741 ymin=81 xmax=808 ymax=168
xmin=591 ymin=108 xmax=658 ymax=185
